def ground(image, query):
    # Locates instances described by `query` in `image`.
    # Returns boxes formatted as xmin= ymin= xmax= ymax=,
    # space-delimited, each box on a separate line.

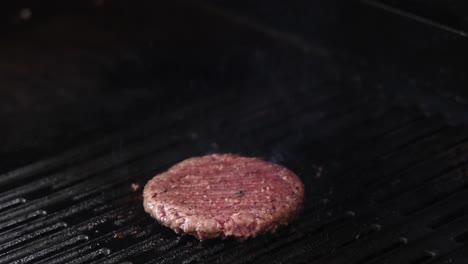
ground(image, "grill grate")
xmin=1 ymin=87 xmax=468 ymax=264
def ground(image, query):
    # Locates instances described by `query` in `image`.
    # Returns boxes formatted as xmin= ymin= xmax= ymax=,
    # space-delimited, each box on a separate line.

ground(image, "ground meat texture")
xmin=143 ymin=154 xmax=305 ymax=240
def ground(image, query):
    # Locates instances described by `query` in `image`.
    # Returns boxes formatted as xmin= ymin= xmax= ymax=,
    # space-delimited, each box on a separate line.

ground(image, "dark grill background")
xmin=1 ymin=0 xmax=468 ymax=263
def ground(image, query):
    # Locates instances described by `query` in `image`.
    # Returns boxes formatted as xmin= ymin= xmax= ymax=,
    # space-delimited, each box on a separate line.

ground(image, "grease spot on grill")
xmin=122 ymin=194 xmax=143 ymax=205
xmin=399 ymin=237 xmax=408 ymax=244
xmin=314 ymin=165 xmax=324 ymax=178
xmin=346 ymin=210 xmax=356 ymax=217
xmin=424 ymin=250 xmax=437 ymax=258
xmin=114 ymin=232 xmax=125 ymax=239
xmin=371 ymin=223 xmax=382 ymax=231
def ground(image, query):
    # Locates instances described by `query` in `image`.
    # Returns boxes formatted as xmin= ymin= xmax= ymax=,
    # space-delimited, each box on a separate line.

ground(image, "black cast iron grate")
xmin=1 ymin=85 xmax=468 ymax=264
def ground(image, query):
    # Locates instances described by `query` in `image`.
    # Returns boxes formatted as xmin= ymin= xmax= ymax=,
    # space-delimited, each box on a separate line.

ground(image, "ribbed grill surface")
xmin=1 ymin=88 xmax=468 ymax=264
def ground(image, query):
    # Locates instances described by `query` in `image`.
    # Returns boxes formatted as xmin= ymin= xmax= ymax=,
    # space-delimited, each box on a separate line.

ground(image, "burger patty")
xmin=143 ymin=154 xmax=305 ymax=240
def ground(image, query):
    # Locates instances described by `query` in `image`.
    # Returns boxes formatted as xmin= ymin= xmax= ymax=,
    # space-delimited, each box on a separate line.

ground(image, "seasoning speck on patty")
xmin=143 ymin=154 xmax=304 ymax=240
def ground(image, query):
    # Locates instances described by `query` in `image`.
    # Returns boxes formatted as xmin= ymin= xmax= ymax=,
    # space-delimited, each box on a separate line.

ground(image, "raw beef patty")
xmin=143 ymin=154 xmax=304 ymax=240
